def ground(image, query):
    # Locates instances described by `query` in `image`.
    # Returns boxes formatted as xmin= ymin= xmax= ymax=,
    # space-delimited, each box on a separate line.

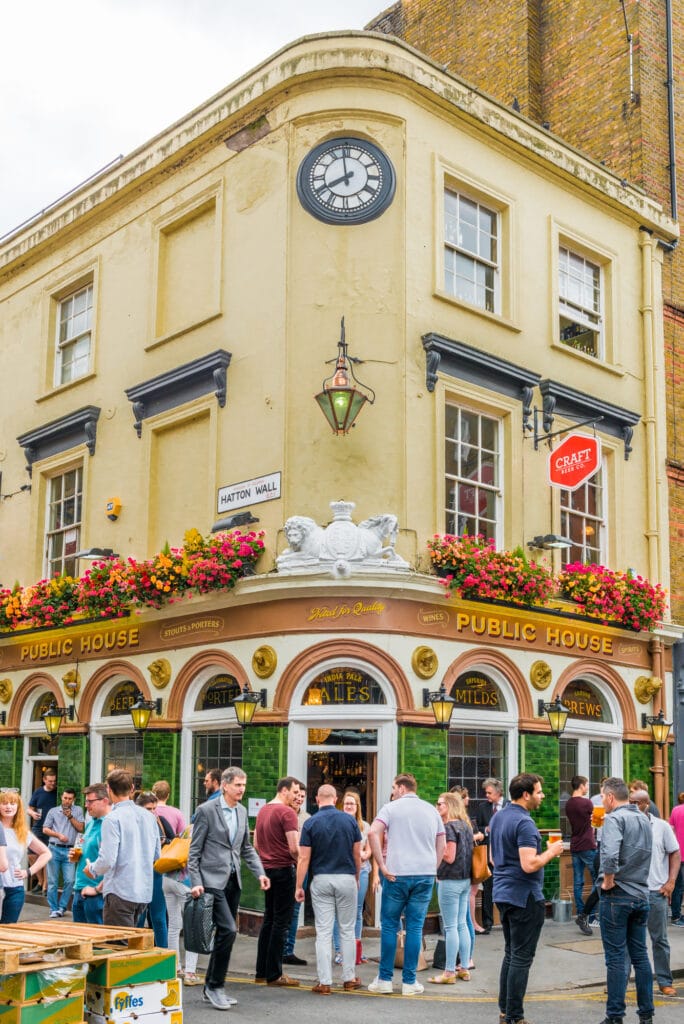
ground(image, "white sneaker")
xmin=368 ymin=977 xmax=393 ymax=994
xmin=402 ymin=981 xmax=424 ymax=996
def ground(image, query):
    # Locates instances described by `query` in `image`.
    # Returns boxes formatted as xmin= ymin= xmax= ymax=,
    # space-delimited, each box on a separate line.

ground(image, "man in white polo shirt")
xmin=368 ymin=773 xmax=445 ymax=996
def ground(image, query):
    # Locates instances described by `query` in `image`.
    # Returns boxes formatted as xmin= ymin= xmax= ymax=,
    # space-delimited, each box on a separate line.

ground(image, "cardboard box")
xmin=0 ymin=968 xmax=87 ymax=1006
xmin=0 ymin=995 xmax=84 ymax=1024
xmin=85 ymin=980 xmax=181 ymax=1018
xmin=85 ymin=1012 xmax=182 ymax=1024
xmin=86 ymin=950 xmax=176 ymax=988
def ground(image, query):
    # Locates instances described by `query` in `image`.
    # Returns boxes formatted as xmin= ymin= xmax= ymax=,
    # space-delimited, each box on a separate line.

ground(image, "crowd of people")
xmin=0 ymin=766 xmax=681 ymax=1023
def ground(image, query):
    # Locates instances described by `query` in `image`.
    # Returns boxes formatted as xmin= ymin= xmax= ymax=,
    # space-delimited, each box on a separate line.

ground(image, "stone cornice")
xmin=0 ymin=33 xmax=677 ymax=274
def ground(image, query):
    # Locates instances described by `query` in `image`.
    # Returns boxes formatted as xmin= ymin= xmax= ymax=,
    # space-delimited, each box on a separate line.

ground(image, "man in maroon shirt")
xmin=565 ymin=774 xmax=597 ymax=935
xmin=254 ymin=777 xmax=302 ymax=986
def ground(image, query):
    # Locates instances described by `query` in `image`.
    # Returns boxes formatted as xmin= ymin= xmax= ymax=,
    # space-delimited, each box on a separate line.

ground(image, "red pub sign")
xmin=548 ymin=433 xmax=601 ymax=491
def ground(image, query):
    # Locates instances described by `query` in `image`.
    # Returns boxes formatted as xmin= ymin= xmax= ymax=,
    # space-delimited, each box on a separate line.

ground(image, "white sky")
xmin=0 ymin=0 xmax=386 ymax=237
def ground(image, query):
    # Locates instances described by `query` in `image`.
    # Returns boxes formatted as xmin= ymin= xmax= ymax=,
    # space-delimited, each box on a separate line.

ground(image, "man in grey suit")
xmin=189 ymin=766 xmax=270 ymax=1010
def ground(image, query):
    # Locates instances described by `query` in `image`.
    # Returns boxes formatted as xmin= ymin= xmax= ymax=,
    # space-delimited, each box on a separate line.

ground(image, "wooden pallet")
xmin=0 ymin=922 xmax=153 ymax=974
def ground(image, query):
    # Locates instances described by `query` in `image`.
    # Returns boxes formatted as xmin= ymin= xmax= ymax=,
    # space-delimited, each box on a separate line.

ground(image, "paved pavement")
xmin=18 ymin=896 xmax=684 ymax=1003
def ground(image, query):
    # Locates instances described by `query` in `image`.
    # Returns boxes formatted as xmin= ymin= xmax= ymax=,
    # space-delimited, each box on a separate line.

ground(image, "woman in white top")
xmin=0 ymin=790 xmax=51 ymax=923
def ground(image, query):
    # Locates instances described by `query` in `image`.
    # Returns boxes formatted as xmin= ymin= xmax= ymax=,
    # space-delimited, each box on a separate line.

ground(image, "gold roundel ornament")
xmin=297 ymin=136 xmax=396 ymax=225
xmin=411 ymin=646 xmax=438 ymax=680
xmin=252 ymin=646 xmax=277 ymax=679
xmin=148 ymin=658 xmax=172 ymax=690
xmin=529 ymin=660 xmax=552 ymax=691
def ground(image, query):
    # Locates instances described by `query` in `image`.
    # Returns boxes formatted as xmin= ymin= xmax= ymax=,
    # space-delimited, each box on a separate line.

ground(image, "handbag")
xmin=182 ymin=892 xmax=216 ymax=954
xmin=471 ymin=843 xmax=492 ymax=884
xmin=154 ymin=835 xmax=190 ymax=874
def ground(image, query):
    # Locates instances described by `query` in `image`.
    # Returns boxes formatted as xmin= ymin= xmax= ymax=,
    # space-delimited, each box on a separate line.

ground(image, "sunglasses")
xmin=0 ymin=788 xmax=19 ymax=794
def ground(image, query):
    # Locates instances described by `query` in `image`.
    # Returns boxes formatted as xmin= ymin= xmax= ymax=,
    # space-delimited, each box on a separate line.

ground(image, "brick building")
xmin=368 ymin=0 xmax=684 ymax=620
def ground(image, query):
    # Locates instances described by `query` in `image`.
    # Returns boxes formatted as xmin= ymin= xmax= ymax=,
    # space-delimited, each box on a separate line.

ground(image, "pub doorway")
xmin=306 ymin=746 xmax=377 ymax=821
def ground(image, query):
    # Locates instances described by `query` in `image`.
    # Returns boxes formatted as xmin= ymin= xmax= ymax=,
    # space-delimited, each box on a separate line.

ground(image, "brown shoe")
xmin=659 ymin=985 xmax=677 ymax=996
xmin=343 ymin=977 xmax=362 ymax=990
xmin=267 ymin=975 xmax=300 ymax=987
xmin=312 ymin=983 xmax=332 ymax=994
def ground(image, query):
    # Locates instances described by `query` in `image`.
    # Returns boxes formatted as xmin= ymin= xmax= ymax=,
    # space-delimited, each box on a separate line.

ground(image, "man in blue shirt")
xmin=296 ymin=784 xmax=361 ymax=994
xmin=490 ymin=773 xmax=563 ymax=1024
xmin=85 ymin=769 xmax=160 ymax=927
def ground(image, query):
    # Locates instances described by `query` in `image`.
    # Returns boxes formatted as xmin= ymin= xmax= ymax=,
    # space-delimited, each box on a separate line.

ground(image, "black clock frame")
xmin=296 ymin=136 xmax=396 ymax=225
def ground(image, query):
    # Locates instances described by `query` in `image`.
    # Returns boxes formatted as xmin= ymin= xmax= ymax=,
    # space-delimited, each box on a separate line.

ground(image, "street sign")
xmin=548 ymin=433 xmax=601 ymax=491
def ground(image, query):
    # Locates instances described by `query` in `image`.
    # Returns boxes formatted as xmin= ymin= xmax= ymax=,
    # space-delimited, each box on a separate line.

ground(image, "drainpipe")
xmin=665 ymin=0 xmax=678 ymax=220
xmin=638 ymin=229 xmax=662 ymax=583
xmin=649 ymin=637 xmax=668 ymax=816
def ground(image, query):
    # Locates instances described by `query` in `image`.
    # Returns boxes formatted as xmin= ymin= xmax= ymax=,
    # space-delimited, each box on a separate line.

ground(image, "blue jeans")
xmin=671 ymin=863 xmax=683 ymax=921
xmin=572 ymin=849 xmax=598 ymax=916
xmin=465 ymin=904 xmax=475 ymax=962
xmin=47 ymin=845 xmax=75 ymax=913
xmin=72 ymin=890 xmax=104 ymax=925
xmin=379 ymin=874 xmax=434 ymax=985
xmin=334 ymin=866 xmax=370 ymax=950
xmin=285 ymin=872 xmax=307 ymax=955
xmin=600 ymin=889 xmax=653 ymax=1020
xmin=437 ymin=877 xmax=471 ymax=972
xmin=622 ymin=891 xmax=671 ymax=989
xmin=137 ymin=870 xmax=168 ymax=947
xmin=0 ymin=885 xmax=25 ymax=924
xmin=497 ymin=893 xmax=545 ymax=1023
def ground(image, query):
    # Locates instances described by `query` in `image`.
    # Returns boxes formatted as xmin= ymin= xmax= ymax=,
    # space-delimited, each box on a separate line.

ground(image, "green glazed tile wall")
xmin=398 ymin=726 xmax=448 ymax=804
xmin=519 ymin=732 xmax=561 ymax=898
xmin=623 ymin=742 xmax=654 ymax=789
xmin=56 ymin=734 xmax=90 ymax=794
xmin=239 ymin=726 xmax=289 ymax=913
xmin=142 ymin=731 xmax=181 ymax=798
xmin=0 ymin=737 xmax=22 ymax=787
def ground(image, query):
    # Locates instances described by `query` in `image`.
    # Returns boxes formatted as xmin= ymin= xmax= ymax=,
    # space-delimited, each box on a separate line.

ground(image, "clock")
xmin=296 ymin=136 xmax=396 ymax=225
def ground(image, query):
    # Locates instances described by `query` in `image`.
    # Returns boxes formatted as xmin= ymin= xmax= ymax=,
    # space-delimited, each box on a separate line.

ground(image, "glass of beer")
xmin=69 ymin=846 xmax=82 ymax=863
xmin=547 ymin=830 xmax=562 ymax=848
xmin=591 ymin=806 xmax=605 ymax=829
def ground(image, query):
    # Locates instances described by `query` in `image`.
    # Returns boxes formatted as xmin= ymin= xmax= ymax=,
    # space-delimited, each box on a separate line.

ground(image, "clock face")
xmin=297 ymin=136 xmax=396 ymax=225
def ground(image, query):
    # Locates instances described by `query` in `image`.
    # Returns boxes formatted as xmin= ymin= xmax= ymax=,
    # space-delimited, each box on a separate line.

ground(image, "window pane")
xmin=444 ymin=404 xmax=501 ymax=540
xmin=448 ymin=729 xmax=507 ymax=822
xmin=444 ymin=189 xmax=499 ymax=312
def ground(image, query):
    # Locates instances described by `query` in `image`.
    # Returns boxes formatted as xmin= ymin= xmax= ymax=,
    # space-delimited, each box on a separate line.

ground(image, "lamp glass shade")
xmin=429 ymin=686 xmax=456 ymax=729
xmin=545 ymin=699 xmax=570 ymax=737
xmin=129 ymin=694 xmax=155 ymax=734
xmin=42 ymin=705 xmax=64 ymax=738
xmin=648 ymin=712 xmax=672 ymax=747
xmin=233 ymin=691 xmax=260 ymax=727
xmin=315 ymin=386 xmax=368 ymax=434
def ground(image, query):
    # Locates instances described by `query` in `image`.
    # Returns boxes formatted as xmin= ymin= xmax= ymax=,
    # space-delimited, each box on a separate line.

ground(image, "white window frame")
xmin=558 ymin=677 xmax=622 ymax=779
xmin=44 ymin=464 xmax=83 ymax=578
xmin=179 ymin=665 xmax=246 ymax=822
xmin=55 ymin=282 xmax=93 ymax=385
xmin=444 ymin=402 xmax=503 ymax=544
xmin=558 ymin=245 xmax=603 ymax=359
xmin=444 ymin=188 xmax=500 ymax=314
xmin=560 ymin=463 xmax=605 ymax=565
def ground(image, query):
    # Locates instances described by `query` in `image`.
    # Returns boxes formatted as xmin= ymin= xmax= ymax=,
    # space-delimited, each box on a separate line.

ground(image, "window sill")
xmin=36 ymin=372 xmax=96 ymax=403
xmin=434 ymin=288 xmax=521 ymax=333
xmin=145 ymin=310 xmax=222 ymax=352
xmin=551 ymin=340 xmax=624 ymax=377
